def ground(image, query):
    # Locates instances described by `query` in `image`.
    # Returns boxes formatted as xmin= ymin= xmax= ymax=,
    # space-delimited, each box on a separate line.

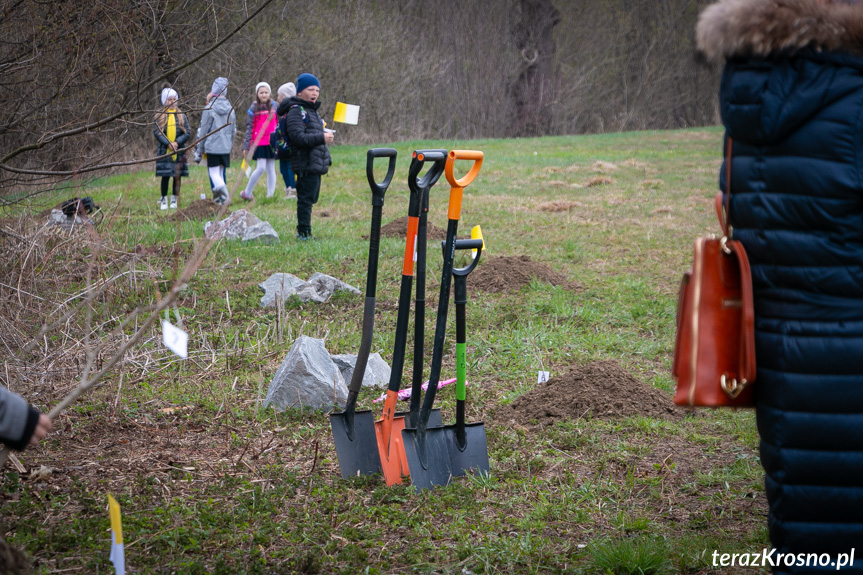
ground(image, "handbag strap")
xmin=718 ymin=136 xmax=756 ymax=385
xmin=726 ymin=239 xmax=756 ymax=383
xmin=714 ymin=137 xmax=732 ymax=237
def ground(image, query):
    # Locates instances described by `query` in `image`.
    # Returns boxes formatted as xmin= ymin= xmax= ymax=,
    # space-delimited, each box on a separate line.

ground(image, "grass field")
xmin=0 ymin=127 xmax=769 ymax=574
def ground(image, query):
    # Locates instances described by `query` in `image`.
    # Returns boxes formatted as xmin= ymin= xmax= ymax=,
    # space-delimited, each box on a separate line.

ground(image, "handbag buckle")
xmin=720 ymin=374 xmax=747 ymax=398
xmin=720 ymin=236 xmax=732 ymax=255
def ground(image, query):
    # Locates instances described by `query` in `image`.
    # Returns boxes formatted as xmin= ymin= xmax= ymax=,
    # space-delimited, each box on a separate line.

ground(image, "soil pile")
xmin=379 ymin=216 xmax=447 ymax=240
xmin=0 ymin=539 xmax=32 ymax=575
xmin=470 ymin=255 xmax=578 ymax=293
xmin=170 ymin=199 xmax=229 ymax=222
xmin=506 ymin=360 xmax=683 ymax=425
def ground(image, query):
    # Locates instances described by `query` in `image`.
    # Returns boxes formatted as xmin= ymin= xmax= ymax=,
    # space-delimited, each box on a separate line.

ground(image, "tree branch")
xmin=0 ymin=0 xmax=275 ymax=166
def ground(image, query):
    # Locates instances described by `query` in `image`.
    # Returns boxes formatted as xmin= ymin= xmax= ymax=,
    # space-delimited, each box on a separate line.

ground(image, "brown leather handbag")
xmin=672 ymin=139 xmax=756 ymax=407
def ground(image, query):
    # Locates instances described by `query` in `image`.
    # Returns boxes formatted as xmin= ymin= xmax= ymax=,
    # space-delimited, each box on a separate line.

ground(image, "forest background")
xmin=0 ymin=0 xmax=719 ymax=195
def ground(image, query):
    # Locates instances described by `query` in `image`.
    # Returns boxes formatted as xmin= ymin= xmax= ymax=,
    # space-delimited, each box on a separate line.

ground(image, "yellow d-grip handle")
xmin=445 ymin=150 xmax=483 ymax=220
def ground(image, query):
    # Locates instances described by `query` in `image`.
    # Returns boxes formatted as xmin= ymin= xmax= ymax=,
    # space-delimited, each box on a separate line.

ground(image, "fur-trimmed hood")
xmin=697 ymin=0 xmax=863 ymax=62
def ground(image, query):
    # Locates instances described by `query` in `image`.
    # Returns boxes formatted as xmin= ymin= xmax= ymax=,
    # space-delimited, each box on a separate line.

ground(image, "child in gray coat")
xmin=0 ymin=385 xmax=51 ymax=451
xmin=194 ymin=77 xmax=236 ymax=205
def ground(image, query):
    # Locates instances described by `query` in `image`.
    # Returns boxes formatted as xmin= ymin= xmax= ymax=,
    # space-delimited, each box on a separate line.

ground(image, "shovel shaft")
xmin=409 ymin=195 xmax=428 ymax=418
xmin=347 ymin=295 xmax=376 ymax=400
xmin=385 ymin=274 xmax=414 ymax=394
xmin=455 ymin=282 xmax=467 ymax=448
xmin=402 ymin=216 xmax=418 ymax=277
xmin=346 ymin=205 xmax=384 ymax=403
xmin=418 ymin=218 xmax=459 ymax=433
xmin=366 ymin=205 xmax=383 ymax=298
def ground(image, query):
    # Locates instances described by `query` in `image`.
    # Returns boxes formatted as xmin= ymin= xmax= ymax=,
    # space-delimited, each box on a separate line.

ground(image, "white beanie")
xmin=277 ymin=82 xmax=296 ymax=99
xmin=161 ymin=87 xmax=178 ymax=106
xmin=254 ymin=82 xmax=271 ymax=95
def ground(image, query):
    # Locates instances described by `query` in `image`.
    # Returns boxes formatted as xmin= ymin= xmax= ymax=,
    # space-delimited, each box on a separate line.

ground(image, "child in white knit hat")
xmin=240 ymin=82 xmax=278 ymax=200
xmin=153 ymin=83 xmax=190 ymax=210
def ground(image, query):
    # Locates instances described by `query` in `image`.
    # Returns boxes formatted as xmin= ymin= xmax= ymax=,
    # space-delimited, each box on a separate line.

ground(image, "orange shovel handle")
xmin=444 ymin=150 xmax=484 ymax=221
xmin=401 ymin=216 xmax=419 ymax=276
xmin=379 ymin=389 xmax=398 ymax=455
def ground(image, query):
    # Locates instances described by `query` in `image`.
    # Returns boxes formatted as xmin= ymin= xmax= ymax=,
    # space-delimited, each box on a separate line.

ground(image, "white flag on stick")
xmin=108 ymin=494 xmax=125 ymax=575
xmin=333 ymin=102 xmax=360 ymax=125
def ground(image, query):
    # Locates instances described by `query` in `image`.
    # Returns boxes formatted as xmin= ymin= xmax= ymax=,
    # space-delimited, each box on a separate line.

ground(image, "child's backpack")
xmin=60 ymin=197 xmax=98 ymax=217
xmin=269 ymin=105 xmax=306 ymax=159
xmin=269 ymin=114 xmax=291 ymax=159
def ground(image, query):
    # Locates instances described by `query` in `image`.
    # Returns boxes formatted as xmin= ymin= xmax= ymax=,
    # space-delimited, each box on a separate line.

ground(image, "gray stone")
xmin=331 ymin=352 xmax=391 ymax=389
xmin=308 ymin=272 xmax=360 ymax=297
xmin=259 ymin=273 xmax=307 ymax=307
xmin=205 ymin=209 xmax=279 ymax=243
xmin=48 ymin=209 xmax=89 ymax=230
xmin=204 ymin=209 xmax=259 ymax=240
xmin=264 ymin=336 xmax=348 ymax=411
xmin=243 ymin=221 xmax=280 ymax=244
xmin=258 ymin=272 xmax=360 ymax=307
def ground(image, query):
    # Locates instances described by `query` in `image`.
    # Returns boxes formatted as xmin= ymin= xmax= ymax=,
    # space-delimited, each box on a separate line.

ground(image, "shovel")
xmin=442 ymin=238 xmax=489 ymax=478
xmin=375 ymin=150 xmax=448 ymax=486
xmin=402 ymin=150 xmax=484 ymax=491
xmin=399 ymin=150 xmax=448 ymax=430
xmin=329 ymin=147 xmax=397 ymax=478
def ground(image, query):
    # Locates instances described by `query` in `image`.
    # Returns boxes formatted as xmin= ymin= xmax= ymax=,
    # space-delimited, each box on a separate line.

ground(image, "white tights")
xmin=208 ymin=165 xmax=226 ymax=191
xmin=245 ymin=158 xmax=276 ymax=197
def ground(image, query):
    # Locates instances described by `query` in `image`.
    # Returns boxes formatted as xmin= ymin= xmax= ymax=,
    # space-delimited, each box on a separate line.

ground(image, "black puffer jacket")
xmin=153 ymin=111 xmax=191 ymax=178
xmin=698 ymin=0 xmax=863 ymax=570
xmin=277 ymin=96 xmax=331 ymax=175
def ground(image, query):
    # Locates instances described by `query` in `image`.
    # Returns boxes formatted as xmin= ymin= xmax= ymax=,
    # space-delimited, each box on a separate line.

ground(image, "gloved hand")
xmin=193 ymin=151 xmax=202 ymax=164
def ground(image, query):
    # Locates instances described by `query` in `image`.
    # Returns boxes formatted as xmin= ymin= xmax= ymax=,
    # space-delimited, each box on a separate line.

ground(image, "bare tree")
xmin=0 ymin=0 xmax=277 ymax=201
xmin=511 ymin=0 xmax=562 ymax=137
xmin=0 ymin=0 xmax=722 ymax=194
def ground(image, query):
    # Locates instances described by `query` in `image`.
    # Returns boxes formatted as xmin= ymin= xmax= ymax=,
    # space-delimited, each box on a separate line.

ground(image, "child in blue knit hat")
xmin=276 ymin=73 xmax=334 ymax=239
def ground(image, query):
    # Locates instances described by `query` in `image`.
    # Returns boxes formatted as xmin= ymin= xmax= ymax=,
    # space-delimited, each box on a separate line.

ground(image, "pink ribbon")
xmin=372 ymin=378 xmax=459 ymax=403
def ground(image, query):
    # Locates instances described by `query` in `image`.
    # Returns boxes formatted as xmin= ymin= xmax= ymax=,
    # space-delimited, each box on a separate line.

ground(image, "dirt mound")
xmin=170 ymin=199 xmax=229 ymax=222
xmin=505 ymin=360 xmax=683 ymax=425
xmin=378 ymin=216 xmax=447 ymax=240
xmin=470 ymin=255 xmax=577 ymax=293
xmin=0 ymin=539 xmax=32 ymax=575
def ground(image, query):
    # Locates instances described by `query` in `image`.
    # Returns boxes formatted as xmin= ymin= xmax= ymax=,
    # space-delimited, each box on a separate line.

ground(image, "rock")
xmin=48 ymin=209 xmax=89 ymax=229
xmin=308 ymin=272 xmax=361 ymax=297
xmin=331 ymin=352 xmax=391 ymax=389
xmin=258 ymin=272 xmax=360 ymax=307
xmin=264 ymin=336 xmax=347 ymax=411
xmin=259 ymin=273 xmax=308 ymax=307
xmin=243 ymin=221 xmax=279 ymax=244
xmin=205 ymin=209 xmax=279 ymax=243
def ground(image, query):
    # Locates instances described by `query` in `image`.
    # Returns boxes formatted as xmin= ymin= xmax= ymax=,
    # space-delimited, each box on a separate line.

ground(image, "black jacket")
xmin=277 ymin=96 xmax=331 ymax=175
xmin=698 ymin=0 xmax=863 ymax=568
xmin=153 ymin=111 xmax=191 ymax=178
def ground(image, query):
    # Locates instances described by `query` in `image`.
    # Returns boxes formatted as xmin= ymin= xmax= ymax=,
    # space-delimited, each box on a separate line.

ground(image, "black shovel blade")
xmin=329 ymin=409 xmax=381 ymax=478
xmin=442 ymin=422 xmax=489 ymax=478
xmin=396 ymin=409 xmax=442 ymax=430
xmin=401 ymin=426 xmax=453 ymax=491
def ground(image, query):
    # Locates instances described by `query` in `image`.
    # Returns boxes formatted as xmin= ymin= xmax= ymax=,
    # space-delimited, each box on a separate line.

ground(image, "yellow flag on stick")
xmin=333 ymin=102 xmax=360 ymax=125
xmin=471 ymin=225 xmax=486 ymax=259
xmin=107 ymin=494 xmax=125 ymax=575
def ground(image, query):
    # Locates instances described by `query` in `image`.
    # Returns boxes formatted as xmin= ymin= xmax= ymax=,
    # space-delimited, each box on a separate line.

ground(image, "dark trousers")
xmin=296 ymin=173 xmax=321 ymax=236
xmin=279 ymin=160 xmax=296 ymax=190
xmin=160 ymin=176 xmax=180 ymax=197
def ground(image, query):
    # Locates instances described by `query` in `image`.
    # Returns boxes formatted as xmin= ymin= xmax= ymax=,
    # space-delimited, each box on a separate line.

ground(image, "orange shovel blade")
xmin=374 ymin=391 xmax=409 ymax=485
